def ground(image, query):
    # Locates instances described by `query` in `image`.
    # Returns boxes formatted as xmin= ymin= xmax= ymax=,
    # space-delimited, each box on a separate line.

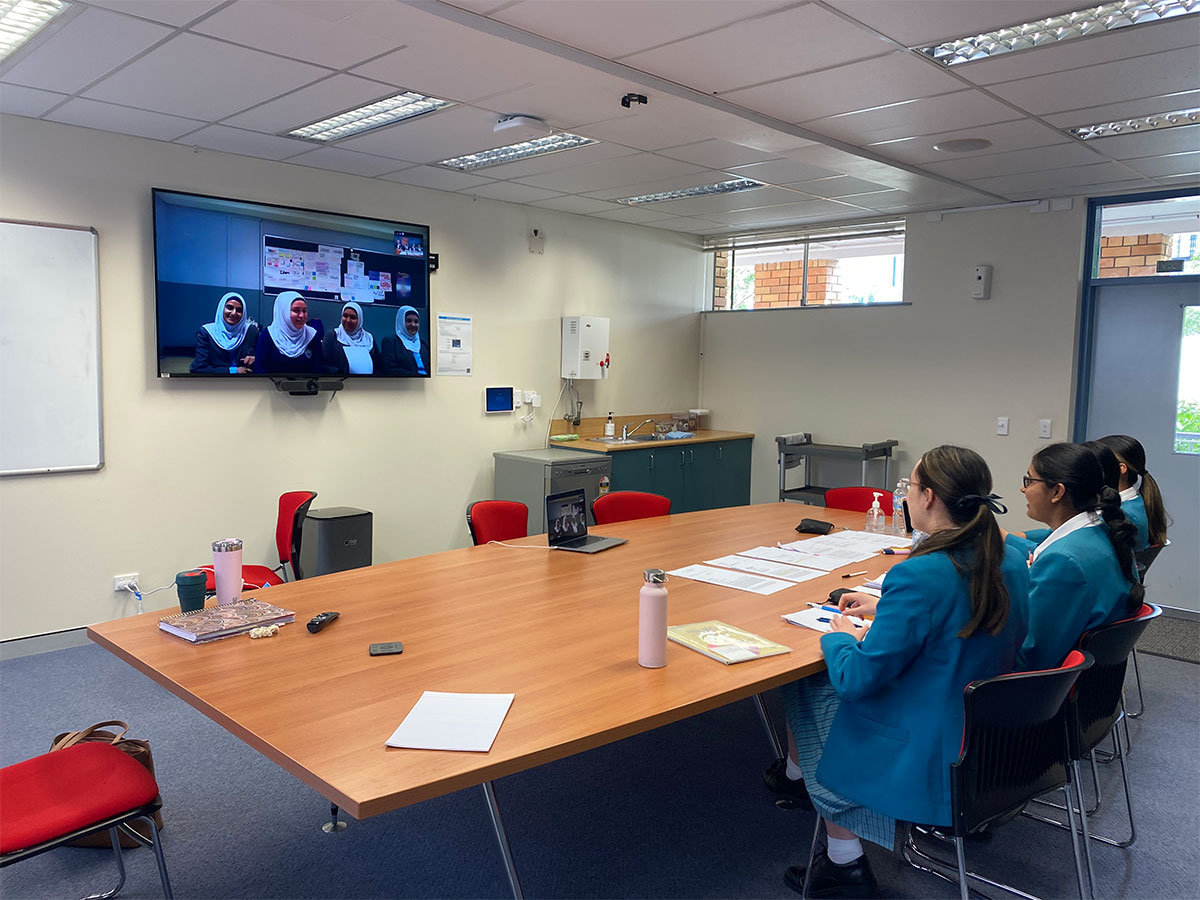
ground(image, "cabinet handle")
xmin=717 ymin=445 xmax=723 ymax=461
xmin=679 ymin=451 xmax=686 ymax=469
xmin=689 ymin=449 xmax=694 ymax=464
xmin=648 ymin=453 xmax=654 ymax=471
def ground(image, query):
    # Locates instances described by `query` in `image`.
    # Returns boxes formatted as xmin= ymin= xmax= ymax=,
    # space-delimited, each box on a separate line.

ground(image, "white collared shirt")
xmin=1031 ymin=509 xmax=1101 ymax=564
xmin=1119 ymin=475 xmax=1141 ymax=502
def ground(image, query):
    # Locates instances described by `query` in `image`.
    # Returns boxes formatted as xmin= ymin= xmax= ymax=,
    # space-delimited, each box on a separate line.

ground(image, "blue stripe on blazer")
xmin=1016 ymin=525 xmax=1135 ymax=672
xmin=814 ymin=545 xmax=1029 ymax=828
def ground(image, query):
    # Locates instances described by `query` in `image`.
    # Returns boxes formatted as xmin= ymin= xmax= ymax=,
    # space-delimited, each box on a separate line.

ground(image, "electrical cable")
xmin=486 ymin=540 xmax=555 ymax=550
xmin=543 ymin=380 xmax=570 ymax=447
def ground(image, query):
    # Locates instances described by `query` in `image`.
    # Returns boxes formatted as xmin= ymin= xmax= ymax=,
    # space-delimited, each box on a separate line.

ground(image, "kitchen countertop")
xmin=563 ymin=429 xmax=755 ymax=453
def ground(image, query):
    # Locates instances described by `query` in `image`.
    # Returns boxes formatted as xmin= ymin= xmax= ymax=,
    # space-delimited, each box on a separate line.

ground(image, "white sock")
xmin=826 ymin=835 xmax=863 ymax=865
xmin=785 ymin=757 xmax=804 ymax=782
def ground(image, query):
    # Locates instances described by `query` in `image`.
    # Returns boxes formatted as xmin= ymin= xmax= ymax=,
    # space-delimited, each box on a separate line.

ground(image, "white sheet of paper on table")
xmin=666 ymin=564 xmax=793 ymax=595
xmin=781 ymin=607 xmax=868 ymax=633
xmin=703 ymin=554 xmax=825 ymax=583
xmin=386 ymin=691 xmax=515 ymax=752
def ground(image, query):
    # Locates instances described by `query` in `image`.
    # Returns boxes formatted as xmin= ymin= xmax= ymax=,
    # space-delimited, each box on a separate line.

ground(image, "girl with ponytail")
xmin=1097 ymin=434 xmax=1169 ymax=549
xmin=1011 ymin=442 xmax=1144 ymax=671
xmin=772 ymin=447 xmax=1029 ymax=897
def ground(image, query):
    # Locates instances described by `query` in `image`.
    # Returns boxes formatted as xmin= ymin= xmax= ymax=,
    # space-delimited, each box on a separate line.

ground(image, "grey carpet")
xmin=1 ymin=643 xmax=1197 ymax=899
xmin=1137 ymin=616 xmax=1200 ymax=664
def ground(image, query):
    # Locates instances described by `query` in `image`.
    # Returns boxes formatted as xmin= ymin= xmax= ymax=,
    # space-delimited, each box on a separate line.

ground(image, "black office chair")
xmin=1125 ymin=540 xmax=1169 ymax=719
xmin=892 ymin=652 xmax=1094 ymax=900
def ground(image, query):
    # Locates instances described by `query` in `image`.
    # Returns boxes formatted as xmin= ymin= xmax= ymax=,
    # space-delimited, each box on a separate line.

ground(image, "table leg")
xmin=481 ymin=781 xmax=524 ymax=900
xmin=752 ymin=692 xmax=784 ymax=758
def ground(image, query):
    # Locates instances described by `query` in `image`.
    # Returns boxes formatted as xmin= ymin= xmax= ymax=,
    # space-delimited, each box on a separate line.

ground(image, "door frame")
xmin=1072 ymin=186 xmax=1200 ymax=441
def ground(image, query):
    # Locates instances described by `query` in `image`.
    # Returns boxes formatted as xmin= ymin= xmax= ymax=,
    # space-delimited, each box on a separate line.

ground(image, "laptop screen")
xmin=545 ymin=489 xmax=589 ymax=546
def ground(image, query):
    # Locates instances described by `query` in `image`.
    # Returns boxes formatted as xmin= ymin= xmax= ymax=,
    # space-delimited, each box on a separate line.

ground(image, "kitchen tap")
xmin=621 ymin=418 xmax=654 ymax=441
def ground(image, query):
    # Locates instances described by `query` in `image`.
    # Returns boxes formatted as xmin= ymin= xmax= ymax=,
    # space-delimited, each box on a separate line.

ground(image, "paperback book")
xmin=667 ymin=620 xmax=791 ymax=665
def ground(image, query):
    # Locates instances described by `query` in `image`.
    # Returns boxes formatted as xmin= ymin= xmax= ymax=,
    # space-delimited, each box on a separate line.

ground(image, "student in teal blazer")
xmin=780 ymin=447 xmax=1028 ymax=899
xmin=1097 ymin=434 xmax=1169 ymax=552
xmin=1009 ymin=442 xmax=1144 ymax=672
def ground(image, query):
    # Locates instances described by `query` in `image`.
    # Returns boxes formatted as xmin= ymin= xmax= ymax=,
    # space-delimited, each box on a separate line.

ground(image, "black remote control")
xmin=307 ymin=611 xmax=340 ymax=633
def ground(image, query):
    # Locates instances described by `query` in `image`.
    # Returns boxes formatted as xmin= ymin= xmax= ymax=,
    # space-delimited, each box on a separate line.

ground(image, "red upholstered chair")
xmin=467 ymin=500 xmax=529 ymax=545
xmin=200 ymin=490 xmax=318 ymax=591
xmin=0 ymin=742 xmax=173 ymax=898
xmin=591 ymin=491 xmax=671 ymax=525
xmin=823 ymin=486 xmax=893 ymax=516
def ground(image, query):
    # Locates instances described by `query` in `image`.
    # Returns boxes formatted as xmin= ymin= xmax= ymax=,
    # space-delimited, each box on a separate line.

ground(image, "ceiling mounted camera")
xmin=621 ymin=93 xmax=648 ymax=109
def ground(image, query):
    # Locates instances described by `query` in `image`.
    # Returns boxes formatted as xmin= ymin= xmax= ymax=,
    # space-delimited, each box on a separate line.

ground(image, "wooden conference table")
xmin=89 ymin=503 xmax=896 ymax=897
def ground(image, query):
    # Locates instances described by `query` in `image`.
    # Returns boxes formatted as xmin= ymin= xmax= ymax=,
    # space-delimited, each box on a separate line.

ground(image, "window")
xmin=709 ymin=220 xmax=904 ymax=310
xmin=1097 ymin=195 xmax=1200 ymax=278
xmin=1178 ymin=305 xmax=1200 ymax=454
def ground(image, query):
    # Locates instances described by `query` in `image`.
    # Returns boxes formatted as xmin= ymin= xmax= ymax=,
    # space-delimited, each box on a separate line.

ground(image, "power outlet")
xmin=512 ymin=387 xmax=522 ymax=408
xmin=113 ymin=573 xmax=139 ymax=592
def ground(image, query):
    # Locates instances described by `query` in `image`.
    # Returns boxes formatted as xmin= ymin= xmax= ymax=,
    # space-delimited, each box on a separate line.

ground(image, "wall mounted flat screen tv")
xmin=153 ymin=189 xmax=432 ymax=379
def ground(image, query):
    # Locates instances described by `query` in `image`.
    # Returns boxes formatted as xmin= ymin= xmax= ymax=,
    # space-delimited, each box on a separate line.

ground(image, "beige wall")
xmin=0 ymin=115 xmax=705 ymax=639
xmin=700 ymin=203 xmax=1088 ymax=532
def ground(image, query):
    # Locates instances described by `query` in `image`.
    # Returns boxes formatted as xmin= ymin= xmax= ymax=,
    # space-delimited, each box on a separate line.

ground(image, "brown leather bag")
xmin=50 ymin=720 xmax=164 ymax=848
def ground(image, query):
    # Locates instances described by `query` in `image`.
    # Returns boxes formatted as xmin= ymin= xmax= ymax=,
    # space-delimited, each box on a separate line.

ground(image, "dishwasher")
xmin=493 ymin=448 xmax=612 ymax=533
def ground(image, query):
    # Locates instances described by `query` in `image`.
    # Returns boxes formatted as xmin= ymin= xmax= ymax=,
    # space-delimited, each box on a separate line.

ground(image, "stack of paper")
xmin=666 ymin=564 xmax=793 ymax=595
xmin=781 ymin=607 xmax=868 ymax=633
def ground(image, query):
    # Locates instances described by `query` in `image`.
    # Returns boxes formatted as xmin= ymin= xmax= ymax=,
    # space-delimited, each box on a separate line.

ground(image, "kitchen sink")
xmin=592 ymin=434 xmax=661 ymax=444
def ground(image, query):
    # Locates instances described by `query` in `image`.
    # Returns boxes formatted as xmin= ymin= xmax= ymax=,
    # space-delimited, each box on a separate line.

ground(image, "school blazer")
xmin=815 ymin=546 xmax=1030 ymax=828
xmin=1016 ymin=525 xmax=1134 ymax=672
xmin=1121 ymin=495 xmax=1149 ymax=551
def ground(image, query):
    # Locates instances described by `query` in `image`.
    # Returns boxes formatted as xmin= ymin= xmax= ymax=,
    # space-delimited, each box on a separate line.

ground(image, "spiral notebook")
xmin=159 ymin=599 xmax=295 ymax=643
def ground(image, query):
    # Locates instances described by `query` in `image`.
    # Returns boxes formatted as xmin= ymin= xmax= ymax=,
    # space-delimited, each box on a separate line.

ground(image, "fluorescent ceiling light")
xmin=617 ymin=179 xmax=765 ymax=205
xmin=289 ymin=92 xmax=453 ymax=141
xmin=0 ymin=0 xmax=69 ymax=62
xmin=435 ymin=132 xmax=596 ymax=171
xmin=915 ymin=0 xmax=1199 ymax=66
xmin=1069 ymin=106 xmax=1200 ymax=138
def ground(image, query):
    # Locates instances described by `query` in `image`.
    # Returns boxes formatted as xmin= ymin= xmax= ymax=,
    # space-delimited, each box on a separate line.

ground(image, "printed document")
xmin=667 ymin=564 xmax=792 ymax=595
xmin=704 ymin=555 xmax=825 ymax=583
xmin=386 ymin=691 xmax=514 ymax=752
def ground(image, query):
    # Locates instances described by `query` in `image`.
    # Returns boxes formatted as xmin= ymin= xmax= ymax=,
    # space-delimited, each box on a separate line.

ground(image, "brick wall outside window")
xmin=1098 ymin=233 xmax=1170 ymax=278
xmin=752 ymin=259 xmax=841 ymax=307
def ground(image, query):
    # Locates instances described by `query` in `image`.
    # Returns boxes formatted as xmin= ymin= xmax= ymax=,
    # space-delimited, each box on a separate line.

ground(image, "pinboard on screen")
xmin=152 ymin=189 xmax=432 ymax=379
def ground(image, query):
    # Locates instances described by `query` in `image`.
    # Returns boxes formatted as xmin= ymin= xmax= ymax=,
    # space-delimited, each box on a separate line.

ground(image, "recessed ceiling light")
xmin=617 ymin=179 xmax=765 ymax=205
xmin=434 ymin=133 xmax=596 ymax=171
xmin=915 ymin=0 xmax=1199 ymax=67
xmin=288 ymin=92 xmax=453 ymax=142
xmin=932 ymin=138 xmax=994 ymax=153
xmin=1069 ymin=106 xmax=1200 ymax=139
xmin=0 ymin=0 xmax=69 ymax=62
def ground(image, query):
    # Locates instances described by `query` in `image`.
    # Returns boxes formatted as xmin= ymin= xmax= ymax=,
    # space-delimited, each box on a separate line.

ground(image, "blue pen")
xmin=806 ymin=602 xmax=844 ymax=614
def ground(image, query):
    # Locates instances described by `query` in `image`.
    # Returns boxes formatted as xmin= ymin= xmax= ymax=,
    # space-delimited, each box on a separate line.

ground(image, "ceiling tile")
xmin=223 ymin=74 xmax=396 ymax=134
xmin=44 ymin=97 xmax=202 ymax=140
xmin=1156 ymin=173 xmax=1200 ymax=186
xmin=1045 ymin=90 xmax=1200 ymax=129
xmin=707 ymin=199 xmax=869 ymax=227
xmin=957 ymin=16 xmax=1200 ymax=87
xmin=589 ymin=206 xmax=678 ymax=224
xmin=619 ymin=5 xmax=893 ymax=95
xmin=922 ymin=142 xmax=1105 ymax=180
xmin=1002 ymin=177 xmax=1158 ymax=200
xmin=441 ymin=0 xmax=512 ymax=13
xmin=869 ymin=118 xmax=1071 ymax=165
xmin=783 ymin=175 xmax=893 ymax=197
xmin=648 ymin=216 xmax=727 ymax=234
xmin=0 ymin=7 xmax=170 ymax=95
xmin=84 ymin=0 xmax=222 ymax=27
xmin=724 ymin=158 xmax=842 ymax=185
xmin=1124 ymin=151 xmax=1200 ymax=178
xmin=528 ymin=195 xmax=619 ymax=215
xmin=805 ymin=90 xmax=1022 ymax=145
xmin=513 ymin=153 xmax=705 ymax=193
xmin=988 ymin=46 xmax=1200 ymax=115
xmin=286 ymin=146 xmax=406 ymax=177
xmin=491 ymin=0 xmax=789 ymax=60
xmin=723 ymin=51 xmax=962 ymax=124
xmin=636 ymin=186 xmax=807 ymax=218
xmin=656 ymin=139 xmax=781 ymax=169
xmin=470 ymin=69 xmax=653 ymax=133
xmin=337 ymin=105 xmax=511 ymax=164
xmin=825 ymin=1 xmax=1084 ymax=47
xmin=465 ymin=141 xmax=637 ymax=181
xmin=1082 ymin=124 xmax=1200 ymax=161
xmin=464 ymin=182 xmax=564 ymax=203
xmin=82 ymin=34 xmax=329 ymax=121
xmin=0 ymin=83 xmax=66 ymax=117
xmin=379 ymin=165 xmax=494 ymax=191
xmin=180 ymin=124 xmax=314 ymax=160
xmin=968 ymin=161 xmax=1140 ymax=195
xmin=583 ymin=170 xmax=748 ymax=202
xmin=847 ymin=187 xmax=998 ymax=210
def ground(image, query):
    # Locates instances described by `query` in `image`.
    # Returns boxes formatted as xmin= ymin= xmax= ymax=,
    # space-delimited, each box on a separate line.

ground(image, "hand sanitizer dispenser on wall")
xmin=562 ymin=316 xmax=610 ymax=379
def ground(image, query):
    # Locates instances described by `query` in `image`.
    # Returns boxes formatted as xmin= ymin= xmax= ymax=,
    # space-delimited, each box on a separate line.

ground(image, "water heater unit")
xmin=561 ymin=316 xmax=610 ymax=379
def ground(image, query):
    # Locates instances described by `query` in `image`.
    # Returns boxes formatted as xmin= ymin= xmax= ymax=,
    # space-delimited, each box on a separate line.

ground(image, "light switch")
xmin=996 ymin=416 xmax=1009 ymax=436
xmin=1038 ymin=419 xmax=1053 ymax=439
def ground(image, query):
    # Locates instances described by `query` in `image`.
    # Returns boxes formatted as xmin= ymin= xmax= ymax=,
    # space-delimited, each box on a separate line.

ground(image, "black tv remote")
xmin=307 ymin=611 xmax=340 ymax=633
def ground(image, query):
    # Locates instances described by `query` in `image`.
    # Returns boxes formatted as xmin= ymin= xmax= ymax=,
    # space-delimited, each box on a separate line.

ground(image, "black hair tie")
xmin=956 ymin=493 xmax=1008 ymax=515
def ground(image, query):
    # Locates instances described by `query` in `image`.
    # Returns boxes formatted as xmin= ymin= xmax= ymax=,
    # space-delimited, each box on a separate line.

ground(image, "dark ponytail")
xmin=910 ymin=445 xmax=1009 ymax=639
xmin=1097 ymin=434 xmax=1170 ymax=546
xmin=1031 ymin=443 xmax=1144 ymax=614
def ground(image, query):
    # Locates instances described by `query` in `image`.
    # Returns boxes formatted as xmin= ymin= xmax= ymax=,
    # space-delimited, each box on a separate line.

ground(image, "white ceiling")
xmin=2 ymin=0 xmax=1197 ymax=236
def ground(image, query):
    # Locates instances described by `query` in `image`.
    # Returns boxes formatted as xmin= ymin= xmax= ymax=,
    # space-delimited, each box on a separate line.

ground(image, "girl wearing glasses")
xmin=1096 ymin=434 xmax=1168 ymax=551
xmin=775 ymin=446 xmax=1028 ymax=898
xmin=1010 ymin=442 xmax=1144 ymax=671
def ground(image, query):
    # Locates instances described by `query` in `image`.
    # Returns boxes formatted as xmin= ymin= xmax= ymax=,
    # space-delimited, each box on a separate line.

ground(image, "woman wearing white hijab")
xmin=190 ymin=292 xmax=258 ymax=374
xmin=323 ymin=301 xmax=378 ymax=375
xmin=253 ymin=290 xmax=324 ymax=374
xmin=380 ymin=305 xmax=430 ymax=376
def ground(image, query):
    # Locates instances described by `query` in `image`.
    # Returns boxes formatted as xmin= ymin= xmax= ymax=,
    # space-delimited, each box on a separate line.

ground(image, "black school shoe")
xmin=764 ymin=758 xmax=815 ymax=810
xmin=784 ymin=851 xmax=877 ymax=899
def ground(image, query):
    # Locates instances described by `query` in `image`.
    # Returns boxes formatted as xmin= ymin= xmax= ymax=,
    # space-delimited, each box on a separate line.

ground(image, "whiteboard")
xmin=0 ymin=220 xmax=103 ymax=475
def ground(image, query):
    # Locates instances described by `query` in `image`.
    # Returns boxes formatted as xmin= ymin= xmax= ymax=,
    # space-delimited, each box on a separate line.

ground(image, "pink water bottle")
xmin=638 ymin=568 xmax=669 ymax=668
xmin=212 ymin=538 xmax=243 ymax=607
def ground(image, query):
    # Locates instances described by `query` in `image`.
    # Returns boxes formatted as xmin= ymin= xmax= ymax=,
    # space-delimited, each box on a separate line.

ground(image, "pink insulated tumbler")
xmin=212 ymin=538 xmax=244 ymax=607
xmin=638 ymin=568 xmax=669 ymax=668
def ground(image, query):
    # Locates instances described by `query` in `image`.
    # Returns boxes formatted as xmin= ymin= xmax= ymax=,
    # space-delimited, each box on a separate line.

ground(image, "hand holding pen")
xmin=836 ymin=591 xmax=877 ymax=618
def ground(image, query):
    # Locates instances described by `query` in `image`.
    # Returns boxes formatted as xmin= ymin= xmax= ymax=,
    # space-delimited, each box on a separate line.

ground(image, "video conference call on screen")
xmin=153 ymin=189 xmax=432 ymax=379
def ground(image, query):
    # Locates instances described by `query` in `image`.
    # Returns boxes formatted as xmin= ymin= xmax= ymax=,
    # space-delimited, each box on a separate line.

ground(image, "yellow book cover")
xmin=667 ymin=620 xmax=791 ymax=665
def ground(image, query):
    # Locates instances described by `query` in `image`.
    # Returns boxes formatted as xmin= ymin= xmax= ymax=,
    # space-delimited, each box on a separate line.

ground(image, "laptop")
xmin=545 ymin=489 xmax=628 ymax=554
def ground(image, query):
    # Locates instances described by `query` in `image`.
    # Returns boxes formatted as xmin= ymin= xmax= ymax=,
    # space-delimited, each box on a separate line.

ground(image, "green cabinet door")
xmin=685 ymin=443 xmax=716 ymax=512
xmin=608 ymin=448 xmax=655 ymax=495
xmin=651 ymin=447 xmax=688 ymax=512
xmin=712 ymin=439 xmax=753 ymax=509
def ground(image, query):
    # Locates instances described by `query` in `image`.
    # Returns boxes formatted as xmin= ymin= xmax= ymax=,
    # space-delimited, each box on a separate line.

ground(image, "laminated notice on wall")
xmin=436 ymin=314 xmax=472 ymax=376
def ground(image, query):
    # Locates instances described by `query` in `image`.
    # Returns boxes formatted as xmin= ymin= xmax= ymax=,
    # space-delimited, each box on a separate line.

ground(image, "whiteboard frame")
xmin=0 ymin=219 xmax=104 ymax=477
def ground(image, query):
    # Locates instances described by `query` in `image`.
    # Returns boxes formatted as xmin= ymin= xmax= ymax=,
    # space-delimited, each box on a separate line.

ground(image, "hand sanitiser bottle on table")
xmin=212 ymin=538 xmax=243 ymax=607
xmin=865 ymin=493 xmax=886 ymax=533
xmin=639 ymin=569 xmax=669 ymax=668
